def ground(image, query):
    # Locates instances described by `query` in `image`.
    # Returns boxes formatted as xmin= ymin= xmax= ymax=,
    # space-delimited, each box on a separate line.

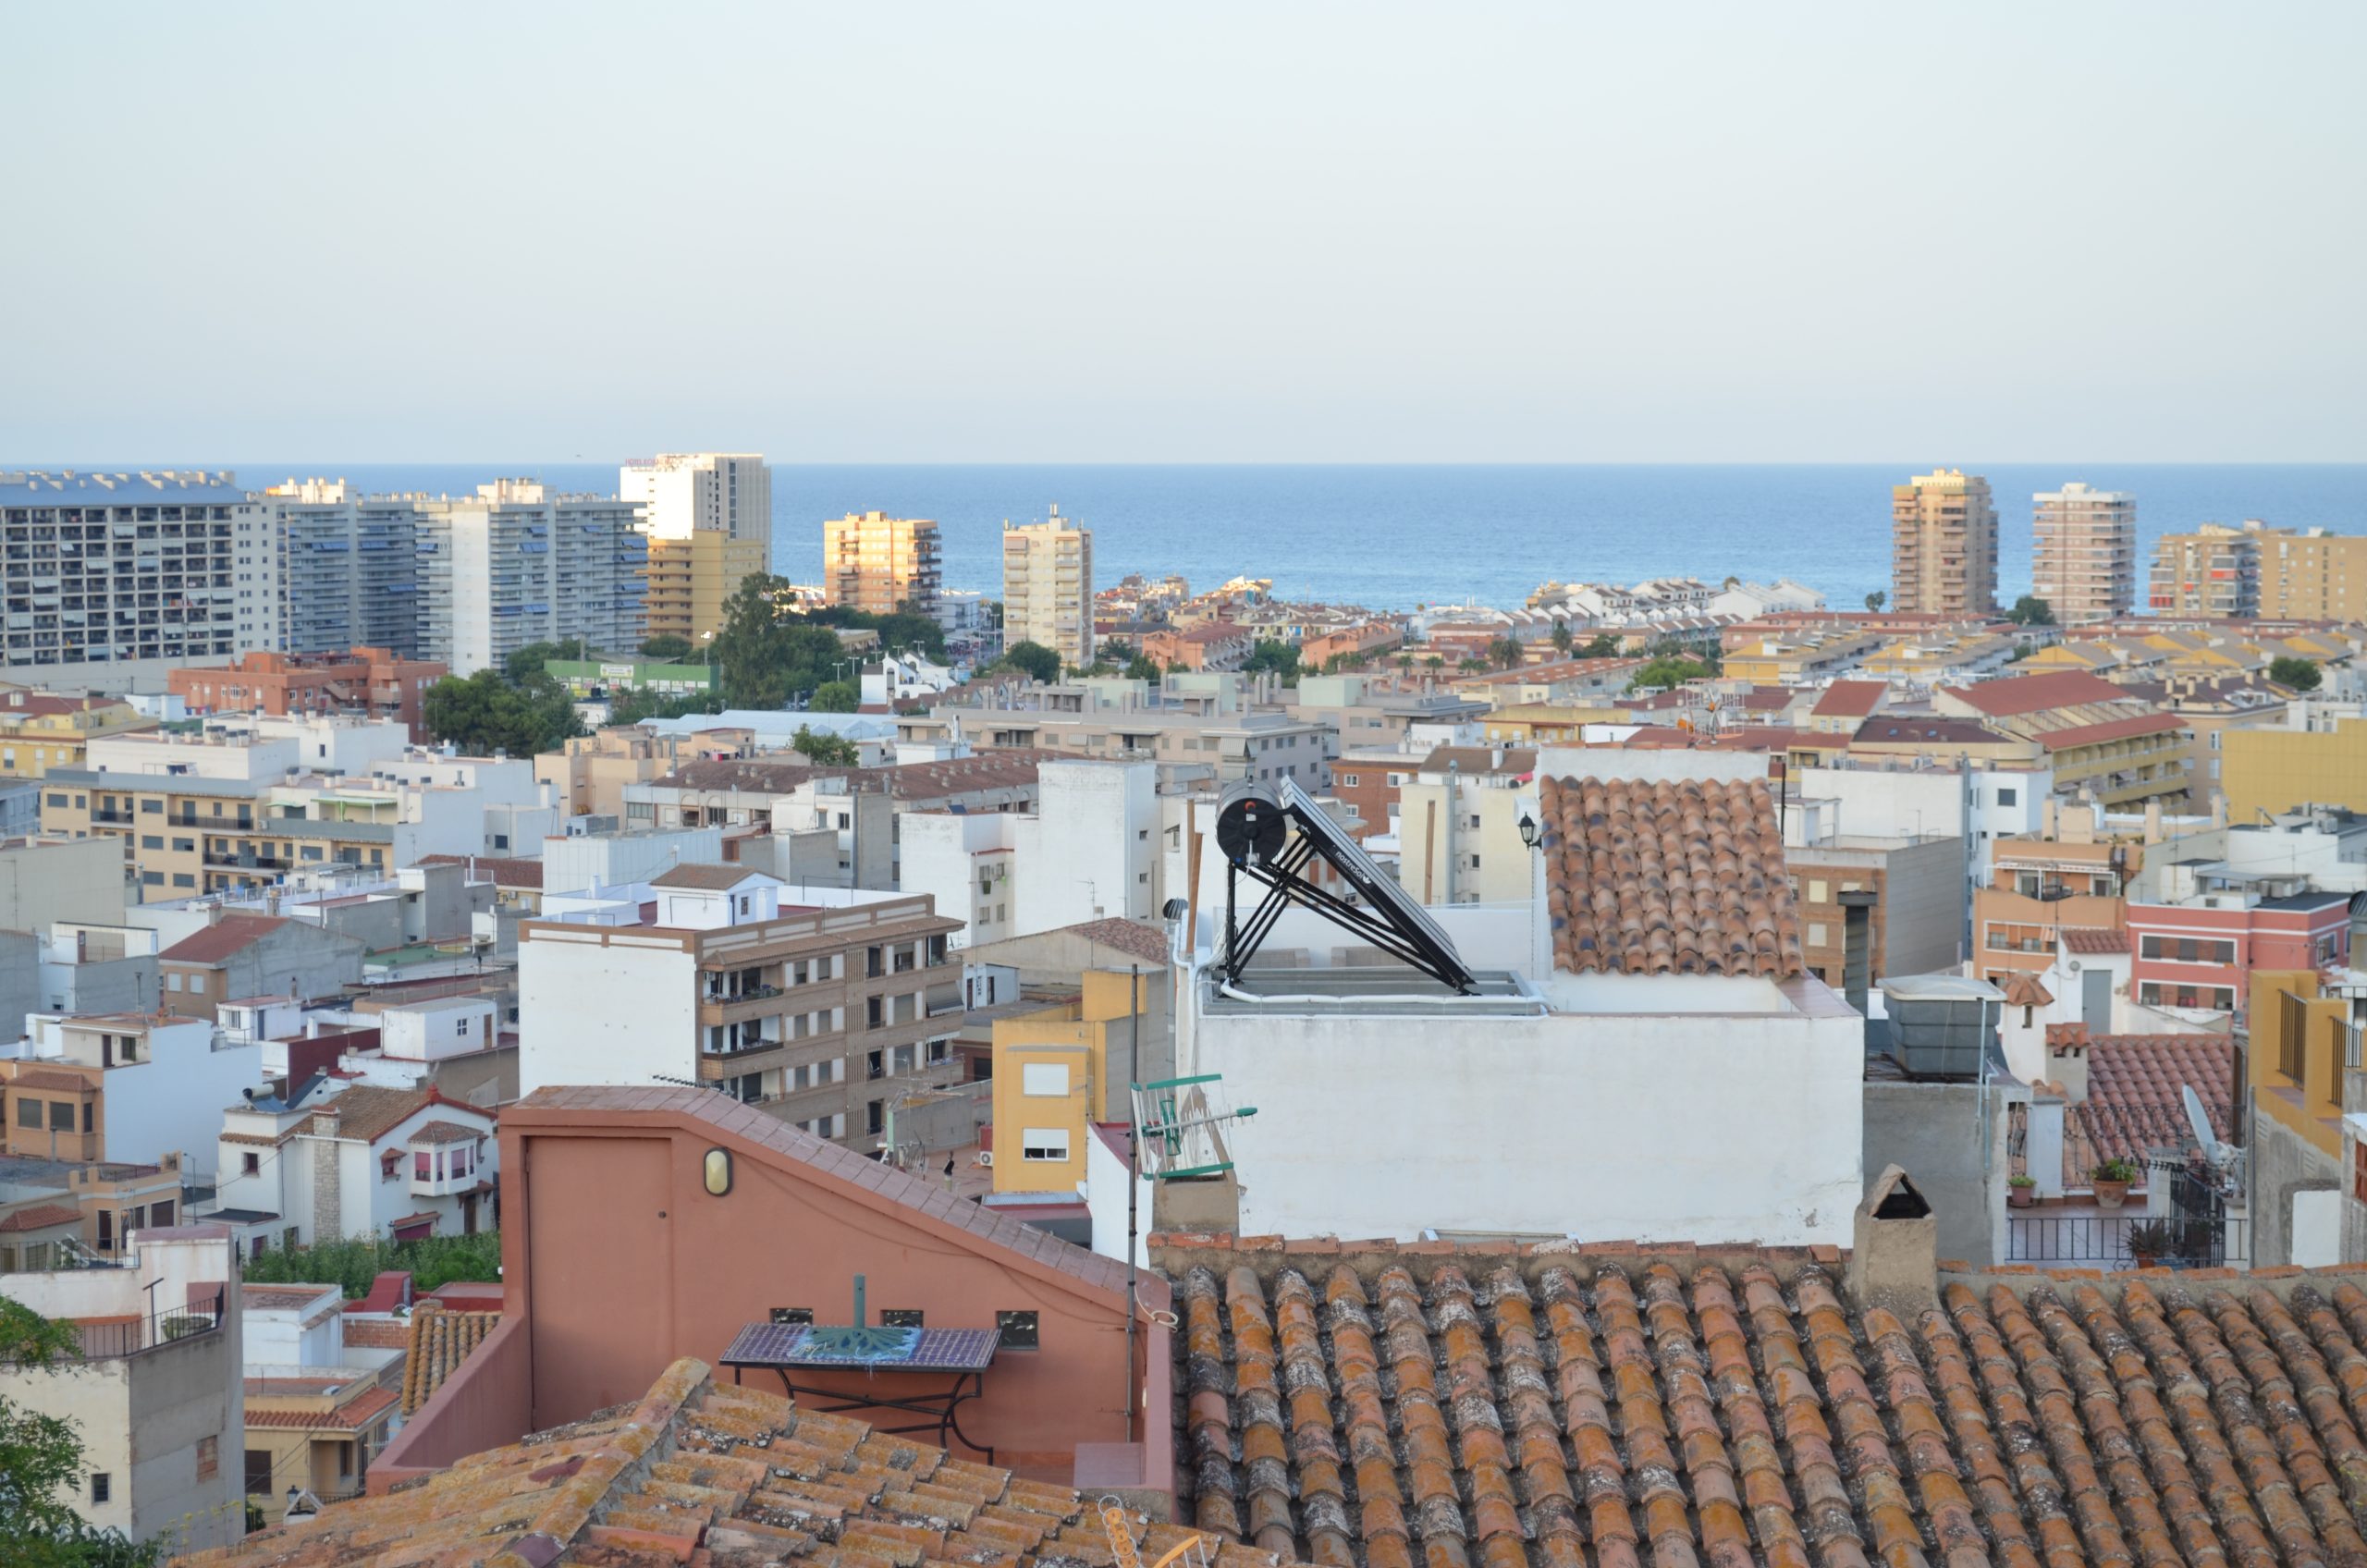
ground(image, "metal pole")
xmin=1126 ymin=962 xmax=1141 ymax=1443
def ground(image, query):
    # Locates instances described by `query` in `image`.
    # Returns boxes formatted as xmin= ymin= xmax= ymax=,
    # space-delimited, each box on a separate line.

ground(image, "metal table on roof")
xmin=719 ymin=1321 xmax=1002 ymax=1460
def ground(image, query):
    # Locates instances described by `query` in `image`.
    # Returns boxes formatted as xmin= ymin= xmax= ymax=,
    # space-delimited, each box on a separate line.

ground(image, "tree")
xmin=503 ymin=638 xmax=587 ymax=682
xmin=3 ymin=1299 xmax=165 ymax=1567
xmin=1243 ymin=641 xmax=1302 ymax=681
xmin=1864 ymin=591 xmax=1886 ymax=613
xmin=997 ymin=639 xmax=1062 ymax=684
xmin=709 ymin=575 xmax=855 ymax=709
xmin=1123 ymin=654 xmax=1161 ymax=683
xmin=422 ymin=669 xmax=582 ymax=757
xmin=810 ymin=680 xmax=861 ymax=713
xmin=605 ymin=686 xmax=707 ymax=727
xmin=1630 ymin=655 xmax=1713 ymax=692
xmin=1551 ymin=619 xmax=1575 ymax=657
xmin=639 ymin=634 xmax=693 ymax=662
xmin=792 ymin=724 xmax=861 ymax=765
xmin=2006 ymin=594 xmax=2055 ymax=626
xmin=1423 ymin=655 xmax=1445 ymax=671
xmin=1486 ymin=637 xmax=1525 ymax=671
xmin=2269 ymin=655 xmax=2323 ymax=692
xmin=1579 ymin=632 xmax=1621 ymax=658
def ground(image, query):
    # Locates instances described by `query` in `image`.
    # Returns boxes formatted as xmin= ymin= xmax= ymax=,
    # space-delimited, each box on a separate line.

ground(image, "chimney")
xmin=1847 ymin=1165 xmax=1937 ymax=1314
xmin=205 ymin=903 xmax=224 ymax=926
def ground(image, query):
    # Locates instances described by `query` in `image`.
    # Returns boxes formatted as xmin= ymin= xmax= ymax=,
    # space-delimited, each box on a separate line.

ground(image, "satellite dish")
xmin=2182 ymin=1084 xmax=2242 ymax=1181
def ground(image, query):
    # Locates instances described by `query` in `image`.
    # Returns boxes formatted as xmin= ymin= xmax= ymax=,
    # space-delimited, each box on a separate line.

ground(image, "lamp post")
xmin=1517 ymin=812 xmax=1541 ymax=851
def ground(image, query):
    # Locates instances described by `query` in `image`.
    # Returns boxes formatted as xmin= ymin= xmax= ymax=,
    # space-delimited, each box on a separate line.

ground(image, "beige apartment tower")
xmin=1001 ymin=506 xmax=1094 ymax=668
xmin=2031 ymin=481 xmax=2136 ymax=623
xmin=821 ymin=511 xmax=942 ymax=618
xmin=2257 ymin=528 xmax=2367 ymax=619
xmin=1891 ymin=469 xmax=1998 ymax=616
xmin=625 ymin=454 xmax=772 ymax=643
xmin=2148 ymin=523 xmax=2264 ymax=618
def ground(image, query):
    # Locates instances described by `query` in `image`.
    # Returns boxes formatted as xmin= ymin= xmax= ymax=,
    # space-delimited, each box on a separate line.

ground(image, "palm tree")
xmin=1551 ymin=619 xmax=1575 ymax=657
xmin=1423 ymin=655 xmax=1444 ymax=672
xmin=1489 ymin=636 xmax=1524 ymax=671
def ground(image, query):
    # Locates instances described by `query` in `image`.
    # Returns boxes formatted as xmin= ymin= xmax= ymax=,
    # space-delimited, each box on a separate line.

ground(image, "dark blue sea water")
xmin=223 ymin=464 xmax=2367 ymax=613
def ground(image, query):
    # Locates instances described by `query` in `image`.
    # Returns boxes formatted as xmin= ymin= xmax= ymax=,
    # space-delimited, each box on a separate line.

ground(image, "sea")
xmin=218 ymin=464 xmax=2367 ymax=615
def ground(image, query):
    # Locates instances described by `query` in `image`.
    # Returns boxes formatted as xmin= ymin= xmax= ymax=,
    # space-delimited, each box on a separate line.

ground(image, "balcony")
xmin=697 ymin=1038 xmax=792 ymax=1081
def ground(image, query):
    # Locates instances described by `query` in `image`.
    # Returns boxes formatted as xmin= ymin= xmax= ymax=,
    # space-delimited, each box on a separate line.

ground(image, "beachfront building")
xmin=414 ymin=480 xmax=646 ymax=676
xmin=626 ymin=455 xmax=771 ymax=643
xmin=1890 ymin=468 xmax=1998 ymax=617
xmin=1002 ymin=507 xmax=1093 ymax=668
xmin=2032 ymin=482 xmax=2137 ymax=623
xmin=822 ymin=510 xmax=942 ymax=619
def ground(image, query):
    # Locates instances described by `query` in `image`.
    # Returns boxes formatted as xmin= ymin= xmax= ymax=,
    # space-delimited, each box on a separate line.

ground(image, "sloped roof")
xmin=2075 ymin=1033 xmax=2236 ymax=1167
xmin=0 ymin=1202 xmax=81 ymax=1233
xmin=2033 ymin=710 xmax=2189 ymax=751
xmin=2001 ymin=972 xmax=2054 ymax=1009
xmin=404 ymin=1305 xmax=500 ymax=1415
xmin=414 ymin=853 xmax=545 ymax=889
xmin=1946 ymin=669 xmax=2130 ymax=715
xmin=158 ymin=914 xmax=288 ymax=965
xmin=1853 ymin=717 xmax=2017 ymax=746
xmin=1170 ymin=1243 xmax=2367 ymax=1568
xmin=1810 ymin=679 xmax=1885 ymax=717
xmin=2065 ymin=926 xmax=2131 ymax=953
xmin=300 ymin=1084 xmax=482 ymax=1147
xmin=1057 ymin=917 xmax=1172 ymax=966
xmin=651 ymin=862 xmax=773 ymax=890
xmin=245 ymin=1384 xmax=400 ymax=1433
xmin=190 ymin=1357 xmax=1153 ymax=1568
xmin=1538 ymin=774 xmax=1803 ymax=976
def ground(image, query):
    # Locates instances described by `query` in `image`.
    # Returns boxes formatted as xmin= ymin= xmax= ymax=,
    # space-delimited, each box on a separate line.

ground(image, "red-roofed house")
xmin=1936 ymin=670 xmax=2194 ymax=806
xmin=211 ymin=1084 xmax=498 ymax=1252
xmin=1806 ymin=679 xmax=1888 ymax=733
xmin=0 ymin=685 xmax=153 ymax=778
xmin=157 ymin=913 xmax=367 ymax=1023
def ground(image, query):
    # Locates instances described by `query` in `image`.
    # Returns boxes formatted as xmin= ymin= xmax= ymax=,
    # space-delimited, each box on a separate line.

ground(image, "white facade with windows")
xmin=416 ymin=480 xmax=647 ymax=676
xmin=621 ymin=452 xmax=771 ymax=548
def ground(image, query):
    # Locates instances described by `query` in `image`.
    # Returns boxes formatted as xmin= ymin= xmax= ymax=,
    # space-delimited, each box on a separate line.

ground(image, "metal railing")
xmin=6 ymin=1286 xmax=228 ymax=1362
xmin=2006 ymin=1213 xmax=2248 ymax=1269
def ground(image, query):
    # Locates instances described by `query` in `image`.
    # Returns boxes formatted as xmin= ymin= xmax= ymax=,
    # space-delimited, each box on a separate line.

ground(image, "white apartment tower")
xmin=1001 ymin=505 xmax=1094 ymax=668
xmin=0 ymin=471 xmax=281 ymax=678
xmin=416 ymin=480 xmax=648 ymax=675
xmin=2031 ymin=482 xmax=2137 ymax=624
xmin=620 ymin=453 xmax=772 ymax=555
xmin=269 ymin=477 xmax=426 ymax=656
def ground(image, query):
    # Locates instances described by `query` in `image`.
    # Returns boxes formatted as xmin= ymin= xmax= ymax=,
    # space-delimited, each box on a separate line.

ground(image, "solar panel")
xmin=721 ymin=1322 xmax=1002 ymax=1373
xmin=1279 ymin=777 xmax=1473 ymax=987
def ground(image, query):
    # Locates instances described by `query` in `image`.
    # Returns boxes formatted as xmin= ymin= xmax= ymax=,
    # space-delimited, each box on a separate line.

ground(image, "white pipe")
xmin=1214 ymin=979 xmax=1534 ymax=1009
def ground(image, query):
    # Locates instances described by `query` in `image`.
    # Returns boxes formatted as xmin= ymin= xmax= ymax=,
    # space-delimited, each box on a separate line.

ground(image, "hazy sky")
xmin=4 ymin=3 xmax=2360 ymax=462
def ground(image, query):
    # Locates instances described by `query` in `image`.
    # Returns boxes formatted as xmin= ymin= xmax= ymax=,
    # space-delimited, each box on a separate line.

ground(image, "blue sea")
xmin=218 ymin=464 xmax=2367 ymax=614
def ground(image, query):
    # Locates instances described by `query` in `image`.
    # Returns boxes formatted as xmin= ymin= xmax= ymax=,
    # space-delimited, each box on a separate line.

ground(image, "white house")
xmin=6 ymin=1012 xmax=262 ymax=1178
xmin=901 ymin=759 xmax=1158 ymax=949
xmin=1173 ymin=753 xmax=1865 ymax=1244
xmin=210 ymin=1082 xmax=497 ymax=1249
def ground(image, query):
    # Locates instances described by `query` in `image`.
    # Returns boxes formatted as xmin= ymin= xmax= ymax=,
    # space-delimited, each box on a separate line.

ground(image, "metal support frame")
xmin=1223 ymin=846 xmax=1476 ymax=992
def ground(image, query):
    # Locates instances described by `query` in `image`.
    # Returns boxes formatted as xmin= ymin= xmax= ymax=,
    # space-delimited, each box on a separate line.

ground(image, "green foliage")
xmin=1864 ymin=591 xmax=1886 ymax=613
xmin=2006 ymin=594 xmax=2055 ymax=626
xmin=1487 ymin=637 xmax=1525 ymax=671
xmin=807 ymin=605 xmax=947 ymax=663
xmin=2 ymin=1302 xmax=166 ymax=1566
xmin=996 ymin=640 xmax=1063 ymax=684
xmin=1550 ymin=619 xmax=1575 ymax=655
xmin=1641 ymin=636 xmax=1721 ymax=675
xmin=984 ymin=599 xmax=1004 ymax=628
xmin=793 ymin=725 xmax=861 ymax=765
xmin=1123 ymin=654 xmax=1161 ymax=683
xmin=2269 ymin=655 xmax=2323 ymax=692
xmin=1243 ymin=640 xmax=1302 ymax=680
xmin=502 ymin=638 xmax=589 ymax=683
xmin=2091 ymin=1158 xmax=2139 ymax=1184
xmin=1578 ymin=632 xmax=1621 ymax=659
xmin=1629 ymin=655 xmax=1714 ymax=692
xmin=605 ymin=687 xmax=711 ymax=727
xmin=421 ymin=668 xmax=583 ymax=757
xmin=638 ymin=634 xmax=694 ymax=661
xmin=710 ymin=575 xmax=862 ymax=709
xmin=240 ymin=1230 xmax=503 ymax=1299
xmin=810 ymin=680 xmax=861 ymax=713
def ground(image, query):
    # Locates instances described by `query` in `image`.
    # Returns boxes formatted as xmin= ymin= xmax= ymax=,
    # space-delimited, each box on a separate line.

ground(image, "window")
xmin=995 ymin=1310 xmax=1040 ymax=1349
xmin=48 ymin=1100 xmax=74 ymax=1131
xmin=769 ymin=1306 xmax=814 ymax=1325
xmin=1807 ymin=923 xmax=1828 ymax=947
xmin=15 ymin=1098 xmax=38 ymax=1129
xmin=1339 ymin=773 xmax=1359 ymax=788
xmin=1022 ymin=1127 xmax=1071 ymax=1161
xmin=189 ymin=973 xmax=207 ymax=995
xmin=246 ymin=1449 xmax=272 ymax=1496
xmin=866 ymin=998 xmax=883 ymax=1028
xmin=1808 ymin=879 xmax=1829 ymax=903
xmin=242 ymin=1151 xmax=260 ymax=1176
xmin=880 ymin=1308 xmax=925 ymax=1329
xmin=90 ymin=1473 xmax=110 ymax=1504
xmin=141 ymin=799 xmax=161 ymax=814
xmin=141 ymin=834 xmax=162 ymax=850
xmin=167 ymin=972 xmax=183 ymax=992
xmin=1022 ymin=1062 xmax=1070 ymax=1096
xmin=1997 ymin=787 xmax=2017 ymax=807
xmin=2139 ymin=935 xmax=2236 ymax=965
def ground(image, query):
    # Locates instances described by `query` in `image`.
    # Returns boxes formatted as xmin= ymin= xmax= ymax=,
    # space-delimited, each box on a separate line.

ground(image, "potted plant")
xmin=2007 ymin=1174 xmax=2037 ymax=1208
xmin=2091 ymin=1158 xmax=2138 ymax=1210
xmin=2126 ymin=1219 xmax=2177 ymax=1269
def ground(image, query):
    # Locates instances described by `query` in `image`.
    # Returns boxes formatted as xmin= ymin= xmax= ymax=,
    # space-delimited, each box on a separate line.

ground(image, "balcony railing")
xmin=8 ymin=1286 xmax=230 ymax=1362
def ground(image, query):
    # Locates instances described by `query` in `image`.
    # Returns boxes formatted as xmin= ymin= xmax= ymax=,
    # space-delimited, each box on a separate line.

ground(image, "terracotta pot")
xmin=2092 ymin=1178 xmax=2130 ymax=1210
xmin=2132 ymin=1253 xmax=2161 ymax=1270
xmin=2007 ymin=1186 xmax=2035 ymax=1208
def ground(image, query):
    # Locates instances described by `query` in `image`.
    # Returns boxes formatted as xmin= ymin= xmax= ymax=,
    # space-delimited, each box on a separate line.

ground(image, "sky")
xmin=3 ymin=3 xmax=2361 ymax=464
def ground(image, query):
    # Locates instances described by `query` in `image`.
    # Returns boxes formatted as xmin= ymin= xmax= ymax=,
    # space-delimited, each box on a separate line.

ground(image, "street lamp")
xmin=1517 ymin=812 xmax=1541 ymax=851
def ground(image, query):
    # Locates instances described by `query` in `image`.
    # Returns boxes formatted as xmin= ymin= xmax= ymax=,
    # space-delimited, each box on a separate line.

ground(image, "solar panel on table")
xmin=723 ymin=1322 xmax=1001 ymax=1371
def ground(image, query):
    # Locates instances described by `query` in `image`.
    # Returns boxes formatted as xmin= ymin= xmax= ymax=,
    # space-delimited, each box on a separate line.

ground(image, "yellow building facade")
xmin=640 ymin=531 xmax=767 ymax=645
xmin=2221 ymin=717 xmax=2367 ymax=819
xmin=987 ymin=971 xmax=1144 ymax=1197
xmin=0 ymin=688 xmax=153 ymax=778
xmin=2249 ymin=968 xmax=2355 ymax=1166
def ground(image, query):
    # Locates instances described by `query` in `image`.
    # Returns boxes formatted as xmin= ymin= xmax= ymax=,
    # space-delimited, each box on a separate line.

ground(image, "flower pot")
xmin=2007 ymin=1187 xmax=2035 ymax=1208
xmin=2131 ymin=1252 xmax=2161 ymax=1270
xmin=2092 ymin=1178 xmax=2129 ymax=1210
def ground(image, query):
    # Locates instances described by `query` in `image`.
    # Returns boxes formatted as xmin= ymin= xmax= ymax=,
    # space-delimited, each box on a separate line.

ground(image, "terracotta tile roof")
xmin=1059 ymin=917 xmax=1172 ymax=966
xmin=1852 ymin=717 xmax=2016 ymax=746
xmin=1171 ymin=1249 xmax=2367 ymax=1568
xmin=2033 ymin=710 xmax=2189 ymax=751
xmin=181 ymin=1356 xmax=1138 ymax=1568
xmin=1810 ymin=679 xmax=1885 ymax=717
xmin=1606 ymin=725 xmax=1699 ymax=748
xmin=1946 ymin=668 xmax=2128 ymax=715
xmin=240 ymin=1284 xmax=338 ymax=1311
xmin=245 ymin=1384 xmax=401 ymax=1433
xmin=298 ymin=1084 xmax=440 ymax=1146
xmin=406 ymin=1119 xmax=483 ymax=1145
xmin=6 ymin=1066 xmax=94 ymax=1093
xmin=652 ymin=862 xmax=774 ymax=890
xmin=2000 ymin=972 xmax=2054 ymax=1009
xmin=158 ymin=913 xmax=288 ymax=965
xmin=1417 ymin=746 xmax=1539 ymax=777
xmin=404 ymin=1305 xmax=500 ymax=1415
xmin=415 ymin=852 xmax=545 ymax=889
xmin=518 ymin=1085 xmax=1135 ymax=1299
xmin=1538 ymin=774 xmax=1803 ymax=976
xmin=2075 ymin=1033 xmax=2236 ymax=1168
xmin=1737 ymin=685 xmax=1797 ymax=712
xmin=0 ymin=1201 xmax=81 ymax=1233
xmin=2064 ymin=926 xmax=2130 ymax=953
xmin=660 ymin=751 xmax=1058 ymax=802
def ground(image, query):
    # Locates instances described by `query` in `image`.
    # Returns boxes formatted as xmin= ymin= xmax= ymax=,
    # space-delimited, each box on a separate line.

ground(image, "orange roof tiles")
xmin=2076 ymin=1033 xmax=2237 ymax=1167
xmin=245 ymin=1384 xmax=400 ymax=1433
xmin=1810 ymin=679 xmax=1885 ymax=717
xmin=2033 ymin=710 xmax=2189 ymax=751
xmin=0 ymin=1201 xmax=82 ymax=1233
xmin=404 ymin=1305 xmax=499 ymax=1415
xmin=2065 ymin=926 xmax=2131 ymax=953
xmin=178 ymin=1356 xmax=1163 ymax=1568
xmin=158 ymin=913 xmax=289 ymax=965
xmin=1172 ymin=1252 xmax=2367 ymax=1568
xmin=1539 ymin=773 xmax=1803 ymax=976
xmin=1946 ymin=669 xmax=2128 ymax=715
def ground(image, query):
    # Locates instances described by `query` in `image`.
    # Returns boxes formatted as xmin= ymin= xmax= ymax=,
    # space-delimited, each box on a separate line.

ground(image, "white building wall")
xmin=1011 ymin=760 xmax=1157 ymax=933
xmin=900 ymin=814 xmax=1012 ymax=949
xmin=1085 ymin=1124 xmax=1151 ymax=1268
xmin=99 ymin=1029 xmax=264 ymax=1178
xmin=541 ymin=827 xmax=724 ymax=896
xmin=519 ymin=930 xmax=697 ymax=1095
xmin=1194 ymin=1003 xmax=1862 ymax=1243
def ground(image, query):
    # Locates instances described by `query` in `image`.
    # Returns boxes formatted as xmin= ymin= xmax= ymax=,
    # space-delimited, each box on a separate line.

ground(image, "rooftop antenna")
xmin=2182 ymin=1084 xmax=2244 ymax=1192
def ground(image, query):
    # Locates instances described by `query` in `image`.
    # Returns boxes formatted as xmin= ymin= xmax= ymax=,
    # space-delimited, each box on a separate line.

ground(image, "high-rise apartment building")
xmin=1890 ymin=469 xmax=1998 ymax=616
xmin=269 ymin=478 xmax=426 ymax=656
xmin=416 ymin=480 xmax=647 ymax=676
xmin=2030 ymin=481 xmax=2137 ymax=623
xmin=1001 ymin=506 xmax=1092 ymax=668
xmin=821 ymin=510 xmax=942 ymax=618
xmin=2256 ymin=527 xmax=2367 ymax=620
xmin=2148 ymin=523 xmax=2264 ymax=619
xmin=624 ymin=455 xmax=771 ymax=643
xmin=0 ymin=471 xmax=281 ymax=678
